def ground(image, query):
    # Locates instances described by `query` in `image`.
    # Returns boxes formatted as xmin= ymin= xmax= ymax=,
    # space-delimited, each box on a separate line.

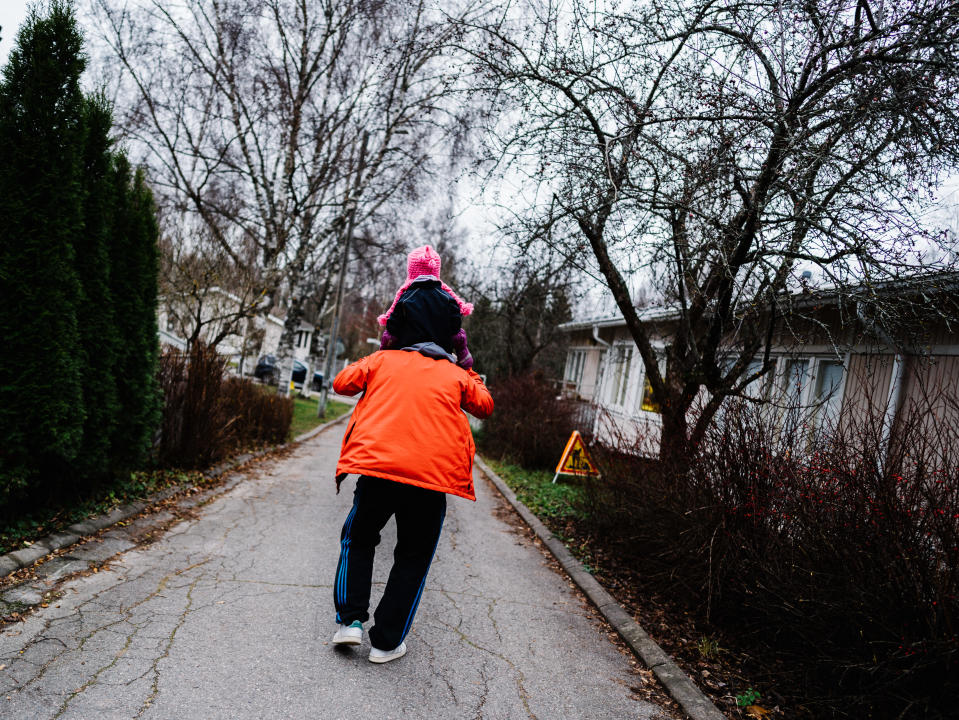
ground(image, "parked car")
xmin=253 ymin=355 xmax=280 ymax=384
xmin=254 ymin=355 xmax=323 ymax=390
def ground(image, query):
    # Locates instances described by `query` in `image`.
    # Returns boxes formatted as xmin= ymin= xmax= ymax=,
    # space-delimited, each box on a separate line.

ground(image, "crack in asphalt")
xmin=134 ymin=565 xmax=207 ymax=718
xmin=433 ymin=615 xmax=539 ymax=720
xmin=11 ymin=556 xmax=211 ymax=717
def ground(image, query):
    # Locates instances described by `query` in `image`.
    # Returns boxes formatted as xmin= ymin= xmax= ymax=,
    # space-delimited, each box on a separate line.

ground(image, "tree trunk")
xmin=658 ymin=359 xmax=693 ymax=478
xmin=276 ymin=293 xmax=307 ymax=395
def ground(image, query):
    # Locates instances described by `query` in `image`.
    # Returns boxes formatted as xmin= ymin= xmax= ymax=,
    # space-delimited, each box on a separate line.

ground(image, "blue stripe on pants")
xmin=400 ymin=507 xmax=445 ymax=641
xmin=336 ymin=504 xmax=357 ymax=610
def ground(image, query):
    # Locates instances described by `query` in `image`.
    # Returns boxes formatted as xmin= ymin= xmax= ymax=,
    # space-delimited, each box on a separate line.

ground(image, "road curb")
xmin=0 ymin=409 xmax=353 ymax=582
xmin=474 ymin=455 xmax=727 ymax=720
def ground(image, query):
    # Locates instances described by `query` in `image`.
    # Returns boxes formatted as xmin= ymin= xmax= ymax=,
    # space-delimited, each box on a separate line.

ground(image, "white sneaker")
xmin=332 ymin=620 xmax=363 ymax=646
xmin=368 ymin=642 xmax=407 ymax=664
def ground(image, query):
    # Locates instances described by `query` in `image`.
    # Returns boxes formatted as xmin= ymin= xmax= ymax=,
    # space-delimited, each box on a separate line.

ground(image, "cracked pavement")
xmin=0 ymin=425 xmax=669 ymax=719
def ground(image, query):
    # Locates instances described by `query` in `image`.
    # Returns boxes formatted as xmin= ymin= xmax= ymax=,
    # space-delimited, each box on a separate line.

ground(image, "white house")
xmin=157 ymin=287 xmax=315 ymax=372
xmin=559 ymin=287 xmax=959 ymax=460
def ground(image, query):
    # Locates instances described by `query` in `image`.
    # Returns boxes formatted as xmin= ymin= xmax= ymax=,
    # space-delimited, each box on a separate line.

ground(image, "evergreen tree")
xmin=0 ymin=1 xmax=86 ymax=494
xmin=74 ymin=95 xmax=120 ymax=477
xmin=109 ymin=155 xmax=161 ymax=469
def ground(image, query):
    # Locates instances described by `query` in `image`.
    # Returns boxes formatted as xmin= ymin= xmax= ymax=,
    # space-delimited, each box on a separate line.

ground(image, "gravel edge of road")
xmin=0 ymin=409 xmax=354 ymax=580
xmin=474 ymin=454 xmax=728 ymax=720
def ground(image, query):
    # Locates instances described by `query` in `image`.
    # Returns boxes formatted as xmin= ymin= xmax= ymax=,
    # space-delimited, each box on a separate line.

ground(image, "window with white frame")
xmin=772 ymin=356 xmax=846 ymax=441
xmin=564 ymin=349 xmax=587 ymax=393
xmin=595 ymin=348 xmax=607 ymax=396
xmin=810 ymin=359 xmax=845 ymax=438
xmin=778 ymin=357 xmax=810 ymax=434
xmin=720 ymin=356 xmax=769 ymax=399
xmin=715 ymin=357 xmax=768 ymax=427
xmin=633 ymin=356 xmax=662 ymax=414
xmin=607 ymin=344 xmax=633 ymax=408
xmin=742 ymin=359 xmax=772 ymax=400
xmin=637 ymin=372 xmax=661 ymax=413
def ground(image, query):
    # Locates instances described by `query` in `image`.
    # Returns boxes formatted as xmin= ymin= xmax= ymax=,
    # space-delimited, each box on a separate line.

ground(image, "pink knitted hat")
xmin=377 ymin=245 xmax=474 ymax=325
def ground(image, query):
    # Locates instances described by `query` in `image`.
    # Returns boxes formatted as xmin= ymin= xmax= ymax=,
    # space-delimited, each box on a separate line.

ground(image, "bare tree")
xmin=466 ymin=0 xmax=959 ymax=465
xmin=157 ymin=206 xmax=266 ymax=354
xmin=464 ymin=248 xmax=576 ymax=380
xmin=89 ymin=0 xmax=480 ymax=390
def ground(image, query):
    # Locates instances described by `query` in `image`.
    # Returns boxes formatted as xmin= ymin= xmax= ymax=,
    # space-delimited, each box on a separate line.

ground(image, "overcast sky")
xmin=0 ymin=1 xmax=33 ymax=65
xmin=0 ymin=0 xmax=956 ymax=310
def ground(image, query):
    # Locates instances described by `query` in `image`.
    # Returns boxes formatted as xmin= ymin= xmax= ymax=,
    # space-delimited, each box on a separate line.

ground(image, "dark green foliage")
xmin=0 ymin=2 xmax=162 ymax=506
xmin=74 ymin=95 xmax=120 ymax=477
xmin=109 ymin=156 xmax=161 ymax=470
xmin=0 ymin=467 xmax=205 ymax=556
xmin=485 ymin=459 xmax=586 ymax=524
xmin=0 ymin=2 xmax=87 ymax=496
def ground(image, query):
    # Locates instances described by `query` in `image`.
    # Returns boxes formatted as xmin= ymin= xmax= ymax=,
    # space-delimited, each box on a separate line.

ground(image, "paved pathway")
xmin=1 ymin=424 xmax=668 ymax=719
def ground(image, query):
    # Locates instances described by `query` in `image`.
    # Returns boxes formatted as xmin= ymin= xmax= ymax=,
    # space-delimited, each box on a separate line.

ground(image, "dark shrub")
xmin=0 ymin=3 xmax=87 ymax=500
xmin=157 ymin=343 xmax=292 ymax=469
xmin=477 ymin=372 xmax=582 ymax=470
xmin=221 ymin=376 xmax=294 ymax=449
xmin=580 ymin=398 xmax=959 ymax=718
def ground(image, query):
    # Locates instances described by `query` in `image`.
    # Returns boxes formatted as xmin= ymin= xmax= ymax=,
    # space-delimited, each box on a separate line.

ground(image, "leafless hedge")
xmin=157 ymin=344 xmax=293 ymax=469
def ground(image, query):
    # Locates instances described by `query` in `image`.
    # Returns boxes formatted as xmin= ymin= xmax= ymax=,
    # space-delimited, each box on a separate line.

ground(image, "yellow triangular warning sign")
xmin=553 ymin=431 xmax=600 ymax=482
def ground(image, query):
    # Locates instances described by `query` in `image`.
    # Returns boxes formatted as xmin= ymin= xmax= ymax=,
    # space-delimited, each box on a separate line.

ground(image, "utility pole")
xmin=318 ymin=131 xmax=369 ymax=418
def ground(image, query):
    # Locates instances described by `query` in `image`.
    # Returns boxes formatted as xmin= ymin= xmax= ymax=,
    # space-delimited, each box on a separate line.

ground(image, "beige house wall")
xmin=894 ymin=355 xmax=959 ymax=457
xmin=561 ymin=311 xmax=959 ymax=461
xmin=837 ymin=353 xmax=895 ymax=435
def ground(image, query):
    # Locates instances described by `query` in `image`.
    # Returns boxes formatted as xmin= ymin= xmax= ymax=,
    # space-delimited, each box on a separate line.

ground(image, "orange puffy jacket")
xmin=333 ymin=349 xmax=494 ymax=500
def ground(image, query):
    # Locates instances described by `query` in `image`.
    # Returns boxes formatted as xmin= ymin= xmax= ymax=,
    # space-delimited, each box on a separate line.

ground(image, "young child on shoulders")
xmin=378 ymin=245 xmax=474 ymax=369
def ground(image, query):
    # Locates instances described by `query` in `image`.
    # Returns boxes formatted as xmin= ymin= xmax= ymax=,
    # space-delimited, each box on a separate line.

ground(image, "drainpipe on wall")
xmin=591 ymin=325 xmax=611 ymax=438
xmin=856 ymin=302 xmax=906 ymax=469
xmin=881 ymin=354 xmax=907 ymax=463
xmin=591 ymin=324 xmax=610 ymax=349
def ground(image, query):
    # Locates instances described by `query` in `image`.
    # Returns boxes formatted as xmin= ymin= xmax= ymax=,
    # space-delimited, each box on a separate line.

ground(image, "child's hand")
xmin=380 ymin=329 xmax=396 ymax=350
xmin=452 ymin=328 xmax=473 ymax=370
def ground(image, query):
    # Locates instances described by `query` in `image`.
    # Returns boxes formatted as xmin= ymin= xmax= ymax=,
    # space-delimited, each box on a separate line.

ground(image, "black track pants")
xmin=333 ymin=475 xmax=447 ymax=651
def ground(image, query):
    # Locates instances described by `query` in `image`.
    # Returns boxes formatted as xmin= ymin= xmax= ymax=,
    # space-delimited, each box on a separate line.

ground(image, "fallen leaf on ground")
xmin=746 ymin=705 xmax=771 ymax=717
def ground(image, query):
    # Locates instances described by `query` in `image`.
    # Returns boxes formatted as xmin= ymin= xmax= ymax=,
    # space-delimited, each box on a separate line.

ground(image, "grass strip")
xmin=482 ymin=458 xmax=587 ymax=523
xmin=289 ymin=397 xmax=351 ymax=439
xmin=0 ymin=469 xmax=204 ymax=555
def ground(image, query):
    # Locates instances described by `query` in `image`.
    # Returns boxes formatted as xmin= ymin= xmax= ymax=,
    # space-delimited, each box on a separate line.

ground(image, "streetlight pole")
xmin=318 ymin=130 xmax=369 ymax=418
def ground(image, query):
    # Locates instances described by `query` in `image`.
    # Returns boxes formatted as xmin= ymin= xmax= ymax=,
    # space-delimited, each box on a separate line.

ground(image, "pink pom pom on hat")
xmin=377 ymin=245 xmax=474 ymax=325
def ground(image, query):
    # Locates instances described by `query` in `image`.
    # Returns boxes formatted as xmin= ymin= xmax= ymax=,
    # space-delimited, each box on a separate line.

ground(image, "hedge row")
xmin=0 ymin=3 xmax=160 ymax=505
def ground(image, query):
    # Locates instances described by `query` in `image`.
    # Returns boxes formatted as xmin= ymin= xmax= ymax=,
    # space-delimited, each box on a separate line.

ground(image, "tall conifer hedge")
xmin=0 ymin=2 xmax=87 ymax=496
xmin=110 ymin=156 xmax=162 ymax=470
xmin=0 ymin=1 xmax=161 ymax=505
xmin=75 ymin=96 xmax=121 ymax=478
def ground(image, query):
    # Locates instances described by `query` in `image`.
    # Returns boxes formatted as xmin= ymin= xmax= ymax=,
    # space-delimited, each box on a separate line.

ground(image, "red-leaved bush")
xmin=581 ymin=397 xmax=959 ymax=719
xmin=476 ymin=372 xmax=584 ymax=470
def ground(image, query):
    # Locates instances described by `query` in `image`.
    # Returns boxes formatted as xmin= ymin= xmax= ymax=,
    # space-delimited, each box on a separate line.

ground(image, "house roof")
xmin=558 ymin=305 xmax=680 ymax=332
xmin=558 ymin=270 xmax=959 ymax=333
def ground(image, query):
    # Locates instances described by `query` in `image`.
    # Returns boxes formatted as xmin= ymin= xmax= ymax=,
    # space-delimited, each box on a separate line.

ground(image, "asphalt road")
xmin=0 ymin=423 xmax=668 ymax=719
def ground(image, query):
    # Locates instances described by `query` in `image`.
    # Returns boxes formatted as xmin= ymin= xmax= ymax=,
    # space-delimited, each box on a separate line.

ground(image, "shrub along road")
xmin=0 ymin=422 xmax=670 ymax=719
